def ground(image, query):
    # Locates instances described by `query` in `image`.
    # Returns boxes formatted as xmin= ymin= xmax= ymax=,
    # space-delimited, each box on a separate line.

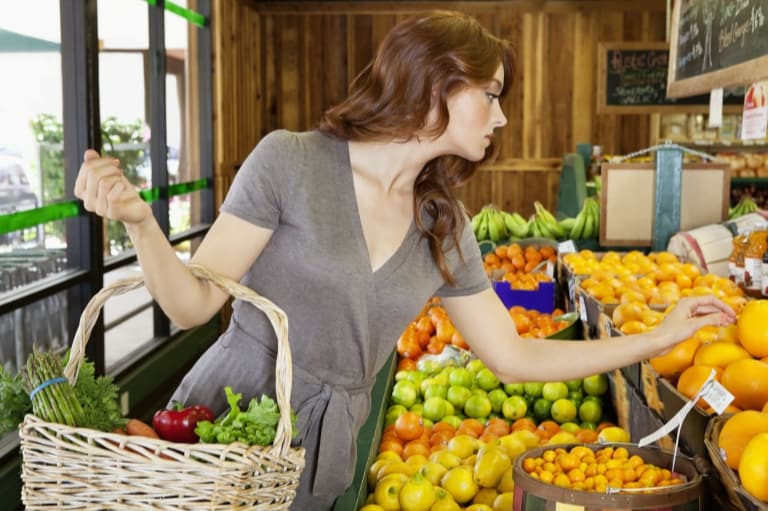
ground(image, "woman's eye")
xmin=485 ymin=92 xmax=500 ymax=103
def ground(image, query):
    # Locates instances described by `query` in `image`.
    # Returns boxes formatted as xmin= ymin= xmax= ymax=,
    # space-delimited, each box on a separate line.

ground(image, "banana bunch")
xmin=729 ymin=196 xmax=759 ymax=219
xmin=528 ymin=201 xmax=567 ymax=240
xmin=569 ymin=197 xmax=601 ymax=240
xmin=472 ymin=204 xmax=532 ymax=241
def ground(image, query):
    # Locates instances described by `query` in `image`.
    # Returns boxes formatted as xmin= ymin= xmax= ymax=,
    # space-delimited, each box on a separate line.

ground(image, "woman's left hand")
xmin=653 ymin=295 xmax=737 ymax=354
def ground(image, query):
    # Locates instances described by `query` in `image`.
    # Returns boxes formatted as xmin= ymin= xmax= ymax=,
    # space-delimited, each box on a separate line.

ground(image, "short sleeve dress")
xmin=170 ymin=129 xmax=490 ymax=509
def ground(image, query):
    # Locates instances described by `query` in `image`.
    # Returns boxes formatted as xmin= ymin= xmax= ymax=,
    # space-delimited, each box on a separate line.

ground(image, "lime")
xmin=392 ymin=380 xmax=419 ymax=408
xmin=487 ymin=389 xmax=508 ymax=414
xmin=542 ymin=382 xmax=569 ymax=402
xmin=580 ymin=421 xmax=597 ymax=430
xmin=441 ymin=415 xmax=462 ymax=429
xmin=448 ymin=367 xmax=474 ymax=388
xmin=475 ymin=368 xmax=501 ymax=391
xmin=446 ymin=385 xmax=472 ymax=410
xmin=583 ymin=374 xmax=609 ymax=396
xmin=466 ymin=359 xmax=486 ymax=375
xmin=568 ymin=389 xmax=584 ymax=407
xmin=550 ymin=398 xmax=578 ymax=424
xmin=443 ymin=401 xmax=455 ymax=417
xmin=424 ymin=383 xmax=449 ymax=401
xmin=503 ymin=382 xmax=525 ymax=396
xmin=385 ymin=404 xmax=408 ymax=425
xmin=464 ymin=394 xmax=492 ymax=419
xmin=418 ymin=359 xmax=442 ymax=375
xmin=422 ymin=397 xmax=449 ymax=422
xmin=532 ymin=398 xmax=552 ymax=422
xmin=560 ymin=421 xmax=580 ymax=433
xmin=523 ymin=382 xmax=544 ymax=398
xmin=565 ymin=378 xmax=583 ymax=391
xmin=578 ymin=399 xmax=603 ymax=424
xmin=410 ymin=403 xmax=423 ymax=415
xmin=501 ymin=395 xmax=528 ymax=421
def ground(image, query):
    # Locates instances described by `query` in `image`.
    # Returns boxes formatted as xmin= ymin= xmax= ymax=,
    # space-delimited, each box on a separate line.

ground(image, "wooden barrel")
xmin=513 ymin=443 xmax=702 ymax=511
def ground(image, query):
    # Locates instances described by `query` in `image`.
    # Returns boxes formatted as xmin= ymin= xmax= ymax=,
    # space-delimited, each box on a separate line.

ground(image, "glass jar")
xmin=744 ymin=230 xmax=767 ymax=297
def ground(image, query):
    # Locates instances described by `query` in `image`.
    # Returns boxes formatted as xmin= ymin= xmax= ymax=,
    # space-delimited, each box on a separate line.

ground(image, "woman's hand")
xmin=74 ymin=149 xmax=152 ymax=225
xmin=653 ymin=295 xmax=737 ymax=355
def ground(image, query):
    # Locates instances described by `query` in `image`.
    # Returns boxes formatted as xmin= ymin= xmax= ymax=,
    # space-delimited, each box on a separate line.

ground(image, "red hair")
xmin=319 ymin=11 xmax=514 ymax=284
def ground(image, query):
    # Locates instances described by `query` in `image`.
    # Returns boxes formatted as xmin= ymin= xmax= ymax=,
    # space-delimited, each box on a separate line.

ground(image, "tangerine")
xmin=738 ymin=432 xmax=768 ymax=501
xmin=721 ymin=358 xmax=768 ymax=411
xmin=395 ymin=412 xmax=425 ymax=442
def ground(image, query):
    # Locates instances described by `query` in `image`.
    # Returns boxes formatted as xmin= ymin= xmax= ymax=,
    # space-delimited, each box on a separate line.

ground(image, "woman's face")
xmin=438 ymin=63 xmax=508 ymax=161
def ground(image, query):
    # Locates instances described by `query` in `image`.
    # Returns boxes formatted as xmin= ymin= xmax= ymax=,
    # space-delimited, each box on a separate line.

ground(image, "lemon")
xmin=597 ymin=426 xmax=630 ymax=444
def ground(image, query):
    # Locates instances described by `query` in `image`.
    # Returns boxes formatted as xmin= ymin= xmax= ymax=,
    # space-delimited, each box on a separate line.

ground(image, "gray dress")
xmin=171 ymin=130 xmax=490 ymax=509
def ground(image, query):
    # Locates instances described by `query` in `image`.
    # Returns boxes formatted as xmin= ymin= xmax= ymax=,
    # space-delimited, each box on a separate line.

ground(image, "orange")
xmin=737 ymin=299 xmax=768 ymax=358
xmin=649 ymin=337 xmax=702 ymax=378
xmin=739 ymin=432 xmax=768 ymax=501
xmin=692 ymin=341 xmax=752 ymax=369
xmin=718 ymin=410 xmax=768 ymax=469
xmin=721 ymin=358 xmax=768 ymax=411
xmin=676 ymin=365 xmax=722 ymax=408
xmin=395 ymin=412 xmax=425 ymax=442
xmin=612 ymin=301 xmax=646 ymax=328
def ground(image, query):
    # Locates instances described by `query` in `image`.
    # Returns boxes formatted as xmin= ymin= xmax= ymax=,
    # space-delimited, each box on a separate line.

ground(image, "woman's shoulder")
xmin=257 ymin=129 xmax=340 ymax=154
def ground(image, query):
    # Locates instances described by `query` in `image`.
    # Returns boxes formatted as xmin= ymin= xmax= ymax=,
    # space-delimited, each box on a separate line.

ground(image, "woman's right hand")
xmin=74 ymin=149 xmax=152 ymax=225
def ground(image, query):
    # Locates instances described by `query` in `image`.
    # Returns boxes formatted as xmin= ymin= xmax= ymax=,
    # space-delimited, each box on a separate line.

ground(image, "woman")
xmin=75 ymin=10 xmax=734 ymax=509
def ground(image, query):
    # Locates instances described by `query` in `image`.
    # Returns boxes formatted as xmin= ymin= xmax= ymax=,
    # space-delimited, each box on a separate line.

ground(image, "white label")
xmin=558 ymin=240 xmax=576 ymax=254
xmin=762 ymin=262 xmax=768 ymax=297
xmin=701 ymin=379 xmax=735 ymax=414
xmin=708 ymin=88 xmax=723 ymax=128
xmin=744 ymin=257 xmax=762 ymax=291
xmin=546 ymin=260 xmax=555 ymax=278
xmin=638 ymin=369 xmax=719 ymax=448
xmin=579 ymin=296 xmax=588 ymax=322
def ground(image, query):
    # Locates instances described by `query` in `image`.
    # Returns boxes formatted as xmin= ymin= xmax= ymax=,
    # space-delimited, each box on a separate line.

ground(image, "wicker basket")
xmin=704 ymin=414 xmax=768 ymax=511
xmin=19 ymin=264 xmax=306 ymax=510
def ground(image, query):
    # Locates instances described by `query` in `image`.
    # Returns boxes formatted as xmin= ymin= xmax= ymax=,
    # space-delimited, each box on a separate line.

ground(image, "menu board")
xmin=597 ymin=42 xmax=745 ymax=113
xmin=668 ymin=0 xmax=768 ymax=98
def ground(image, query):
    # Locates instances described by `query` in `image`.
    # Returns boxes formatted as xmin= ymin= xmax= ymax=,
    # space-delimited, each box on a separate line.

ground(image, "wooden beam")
xmin=246 ymin=1 xmax=666 ymax=15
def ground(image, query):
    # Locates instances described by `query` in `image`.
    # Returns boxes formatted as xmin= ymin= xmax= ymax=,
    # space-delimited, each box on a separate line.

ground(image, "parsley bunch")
xmin=0 ymin=366 xmax=31 ymax=435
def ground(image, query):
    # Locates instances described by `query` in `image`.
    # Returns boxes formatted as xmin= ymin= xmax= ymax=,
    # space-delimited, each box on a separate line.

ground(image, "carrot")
xmin=112 ymin=427 xmax=128 ymax=435
xmin=125 ymin=418 xmax=159 ymax=438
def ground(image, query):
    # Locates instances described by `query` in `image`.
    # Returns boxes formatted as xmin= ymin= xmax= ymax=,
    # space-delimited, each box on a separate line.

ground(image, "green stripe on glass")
xmin=143 ymin=0 xmax=207 ymax=28
xmin=0 ymin=178 xmax=210 ymax=234
xmin=0 ymin=201 xmax=81 ymax=234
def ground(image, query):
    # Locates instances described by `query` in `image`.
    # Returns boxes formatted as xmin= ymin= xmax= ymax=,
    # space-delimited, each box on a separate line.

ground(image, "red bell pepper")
xmin=152 ymin=401 xmax=215 ymax=443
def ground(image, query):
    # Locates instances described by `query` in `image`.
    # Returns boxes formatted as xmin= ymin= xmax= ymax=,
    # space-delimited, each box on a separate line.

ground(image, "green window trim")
xmin=143 ymin=0 xmax=208 ymax=28
xmin=0 ymin=178 xmax=211 ymax=235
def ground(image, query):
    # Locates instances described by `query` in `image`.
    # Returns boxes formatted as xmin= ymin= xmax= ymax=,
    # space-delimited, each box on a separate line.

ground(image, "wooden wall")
xmin=211 ymin=0 xmax=667 ymax=217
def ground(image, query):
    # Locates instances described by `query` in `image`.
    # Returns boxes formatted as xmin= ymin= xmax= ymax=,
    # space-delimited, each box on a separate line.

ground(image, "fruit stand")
xmin=342 ymin=185 xmax=768 ymax=511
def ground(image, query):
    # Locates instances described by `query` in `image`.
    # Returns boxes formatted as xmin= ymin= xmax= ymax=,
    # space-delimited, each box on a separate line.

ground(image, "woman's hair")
xmin=318 ymin=10 xmax=514 ymax=285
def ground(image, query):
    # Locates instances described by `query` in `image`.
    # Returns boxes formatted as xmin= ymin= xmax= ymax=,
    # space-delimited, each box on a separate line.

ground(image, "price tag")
xmin=742 ymin=82 xmax=768 ymax=140
xmin=700 ymin=378 xmax=735 ymax=415
xmin=558 ymin=240 xmax=576 ymax=254
xmin=708 ymin=88 xmax=723 ymax=128
xmin=579 ymin=296 xmax=588 ymax=322
xmin=638 ymin=369 xmax=719 ymax=448
xmin=546 ymin=260 xmax=555 ymax=278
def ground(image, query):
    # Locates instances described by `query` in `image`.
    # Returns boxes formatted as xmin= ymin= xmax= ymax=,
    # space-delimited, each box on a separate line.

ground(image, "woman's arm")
xmin=75 ymin=150 xmax=272 ymax=328
xmin=441 ymin=288 xmax=736 ymax=382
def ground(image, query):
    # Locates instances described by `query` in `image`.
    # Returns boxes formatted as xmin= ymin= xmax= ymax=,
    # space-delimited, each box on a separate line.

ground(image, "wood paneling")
xmin=212 ymin=0 xmax=668 ymax=215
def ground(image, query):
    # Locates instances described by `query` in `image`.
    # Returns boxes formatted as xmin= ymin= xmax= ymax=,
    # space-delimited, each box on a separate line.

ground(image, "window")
xmin=0 ymin=0 xmax=212 ymax=411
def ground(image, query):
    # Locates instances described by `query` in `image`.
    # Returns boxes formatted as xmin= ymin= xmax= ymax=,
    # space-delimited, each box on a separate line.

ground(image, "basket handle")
xmin=63 ymin=263 xmax=296 ymax=454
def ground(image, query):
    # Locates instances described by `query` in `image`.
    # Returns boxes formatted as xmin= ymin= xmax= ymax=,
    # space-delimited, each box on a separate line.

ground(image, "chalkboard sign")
xmin=597 ymin=42 xmax=744 ymax=113
xmin=668 ymin=0 xmax=768 ymax=98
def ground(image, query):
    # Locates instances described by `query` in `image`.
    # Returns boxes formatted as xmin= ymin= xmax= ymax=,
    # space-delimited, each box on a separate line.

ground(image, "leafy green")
xmin=0 ymin=367 xmax=31 ymax=435
xmin=195 ymin=386 xmax=297 ymax=446
xmin=70 ymin=356 xmax=125 ymax=432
